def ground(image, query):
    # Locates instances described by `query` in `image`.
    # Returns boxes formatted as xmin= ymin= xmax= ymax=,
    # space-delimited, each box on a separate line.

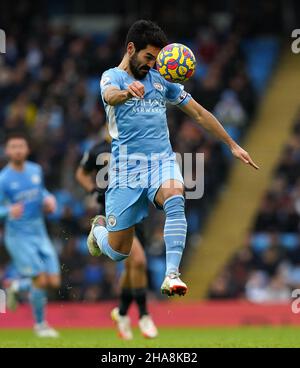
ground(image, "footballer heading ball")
xmin=156 ymin=43 xmax=196 ymax=83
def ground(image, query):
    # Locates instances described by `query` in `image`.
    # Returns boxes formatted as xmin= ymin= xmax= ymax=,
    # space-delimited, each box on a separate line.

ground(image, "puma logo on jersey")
xmin=101 ymin=77 xmax=110 ymax=87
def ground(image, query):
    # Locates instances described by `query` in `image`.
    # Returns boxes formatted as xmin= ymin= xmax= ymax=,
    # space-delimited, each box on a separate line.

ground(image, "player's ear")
xmin=127 ymin=42 xmax=136 ymax=57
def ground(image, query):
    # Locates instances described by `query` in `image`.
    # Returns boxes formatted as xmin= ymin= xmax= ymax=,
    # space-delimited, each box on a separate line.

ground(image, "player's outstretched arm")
xmin=76 ymin=166 xmax=95 ymax=192
xmin=179 ymin=98 xmax=259 ymax=170
xmin=103 ymin=82 xmax=144 ymax=106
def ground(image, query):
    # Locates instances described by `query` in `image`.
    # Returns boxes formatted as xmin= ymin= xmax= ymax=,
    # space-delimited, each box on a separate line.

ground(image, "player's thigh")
xmin=135 ymin=221 xmax=147 ymax=246
xmin=148 ymin=157 xmax=184 ymax=208
xmin=155 ymin=179 xmax=184 ymax=207
xmin=47 ymin=273 xmax=61 ymax=289
xmin=38 ymin=236 xmax=60 ymax=279
xmin=127 ymin=235 xmax=147 ymax=270
xmin=4 ymin=235 xmax=46 ymax=278
xmin=108 ymin=226 xmax=135 ymax=253
xmin=105 ymin=186 xmax=148 ymax=232
xmin=32 ymin=273 xmax=48 ymax=288
xmin=106 ymin=186 xmax=148 ymax=252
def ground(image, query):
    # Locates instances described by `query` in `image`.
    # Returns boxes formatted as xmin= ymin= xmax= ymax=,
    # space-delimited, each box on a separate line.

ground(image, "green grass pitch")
xmin=1 ymin=327 xmax=300 ymax=348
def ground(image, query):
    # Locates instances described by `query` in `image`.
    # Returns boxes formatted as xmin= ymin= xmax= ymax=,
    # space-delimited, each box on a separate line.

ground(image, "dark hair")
xmin=125 ymin=20 xmax=168 ymax=52
xmin=5 ymin=132 xmax=30 ymax=145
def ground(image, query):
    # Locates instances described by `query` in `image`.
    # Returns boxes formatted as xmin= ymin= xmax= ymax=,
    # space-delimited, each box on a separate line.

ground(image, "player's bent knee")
xmin=33 ymin=273 xmax=48 ymax=289
xmin=124 ymin=257 xmax=132 ymax=269
xmin=131 ymin=255 xmax=147 ymax=271
xmin=113 ymin=252 xmax=130 ymax=262
xmin=108 ymin=229 xmax=134 ymax=255
xmin=48 ymin=275 xmax=61 ymax=289
xmin=163 ymin=189 xmax=184 ymax=202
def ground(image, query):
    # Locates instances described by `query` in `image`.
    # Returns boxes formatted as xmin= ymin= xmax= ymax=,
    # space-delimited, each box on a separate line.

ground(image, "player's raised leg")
xmin=155 ymin=179 xmax=188 ymax=296
xmin=88 ymin=215 xmax=134 ymax=261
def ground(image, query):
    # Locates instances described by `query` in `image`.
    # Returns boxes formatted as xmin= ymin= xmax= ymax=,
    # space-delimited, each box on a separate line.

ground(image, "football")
xmin=156 ymin=43 xmax=196 ymax=83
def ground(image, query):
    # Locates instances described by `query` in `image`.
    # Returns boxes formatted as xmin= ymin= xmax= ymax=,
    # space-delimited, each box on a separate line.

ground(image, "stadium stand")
xmin=208 ymin=108 xmax=300 ymax=302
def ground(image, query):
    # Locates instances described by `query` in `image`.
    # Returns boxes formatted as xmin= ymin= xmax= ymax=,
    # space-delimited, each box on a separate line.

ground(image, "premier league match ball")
xmin=156 ymin=43 xmax=196 ymax=83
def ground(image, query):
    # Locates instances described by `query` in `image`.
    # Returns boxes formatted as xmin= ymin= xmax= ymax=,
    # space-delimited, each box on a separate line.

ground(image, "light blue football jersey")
xmin=0 ymin=161 xmax=51 ymax=231
xmin=100 ymin=68 xmax=192 ymax=162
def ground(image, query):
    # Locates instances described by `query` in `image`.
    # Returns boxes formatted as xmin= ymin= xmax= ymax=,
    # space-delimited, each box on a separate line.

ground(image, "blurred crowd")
xmin=0 ymin=1 xmax=282 ymax=300
xmin=209 ymin=111 xmax=300 ymax=302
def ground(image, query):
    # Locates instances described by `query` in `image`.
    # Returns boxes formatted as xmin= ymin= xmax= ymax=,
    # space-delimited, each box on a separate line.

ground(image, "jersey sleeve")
xmin=100 ymin=69 xmax=122 ymax=98
xmin=0 ymin=177 xmax=9 ymax=218
xmin=164 ymin=80 xmax=192 ymax=107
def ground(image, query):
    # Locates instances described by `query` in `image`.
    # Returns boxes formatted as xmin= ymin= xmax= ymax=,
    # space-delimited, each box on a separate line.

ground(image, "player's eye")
xmin=146 ymin=54 xmax=155 ymax=61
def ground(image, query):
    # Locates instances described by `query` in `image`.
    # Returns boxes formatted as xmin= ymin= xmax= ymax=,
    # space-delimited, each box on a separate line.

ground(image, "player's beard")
xmin=129 ymin=53 xmax=150 ymax=80
xmin=10 ymin=157 xmax=26 ymax=169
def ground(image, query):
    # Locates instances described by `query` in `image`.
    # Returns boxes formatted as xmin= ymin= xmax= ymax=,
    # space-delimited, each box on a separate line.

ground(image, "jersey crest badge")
xmin=153 ymin=82 xmax=163 ymax=91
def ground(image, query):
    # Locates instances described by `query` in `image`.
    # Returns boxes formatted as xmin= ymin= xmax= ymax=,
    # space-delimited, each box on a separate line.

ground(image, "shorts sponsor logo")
xmin=108 ymin=215 xmax=117 ymax=227
xmin=31 ymin=174 xmax=41 ymax=184
xmin=22 ymin=267 xmax=32 ymax=276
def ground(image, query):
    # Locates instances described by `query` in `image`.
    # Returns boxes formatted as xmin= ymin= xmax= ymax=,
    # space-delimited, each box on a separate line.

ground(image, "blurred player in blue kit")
xmin=0 ymin=133 xmax=60 ymax=337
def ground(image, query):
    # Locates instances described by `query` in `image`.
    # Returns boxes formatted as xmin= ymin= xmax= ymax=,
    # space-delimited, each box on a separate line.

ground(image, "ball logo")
xmin=107 ymin=215 xmax=117 ymax=227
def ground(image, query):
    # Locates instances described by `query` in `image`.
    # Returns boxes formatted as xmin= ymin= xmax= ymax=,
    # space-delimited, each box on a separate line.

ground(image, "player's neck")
xmin=10 ymin=161 xmax=25 ymax=172
xmin=118 ymin=55 xmax=134 ymax=78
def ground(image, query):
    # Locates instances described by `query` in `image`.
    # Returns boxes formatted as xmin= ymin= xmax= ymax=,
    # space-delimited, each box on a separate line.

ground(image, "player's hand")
xmin=127 ymin=81 xmax=145 ymax=99
xmin=231 ymin=144 xmax=259 ymax=170
xmin=9 ymin=203 xmax=24 ymax=219
xmin=43 ymin=196 xmax=57 ymax=214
